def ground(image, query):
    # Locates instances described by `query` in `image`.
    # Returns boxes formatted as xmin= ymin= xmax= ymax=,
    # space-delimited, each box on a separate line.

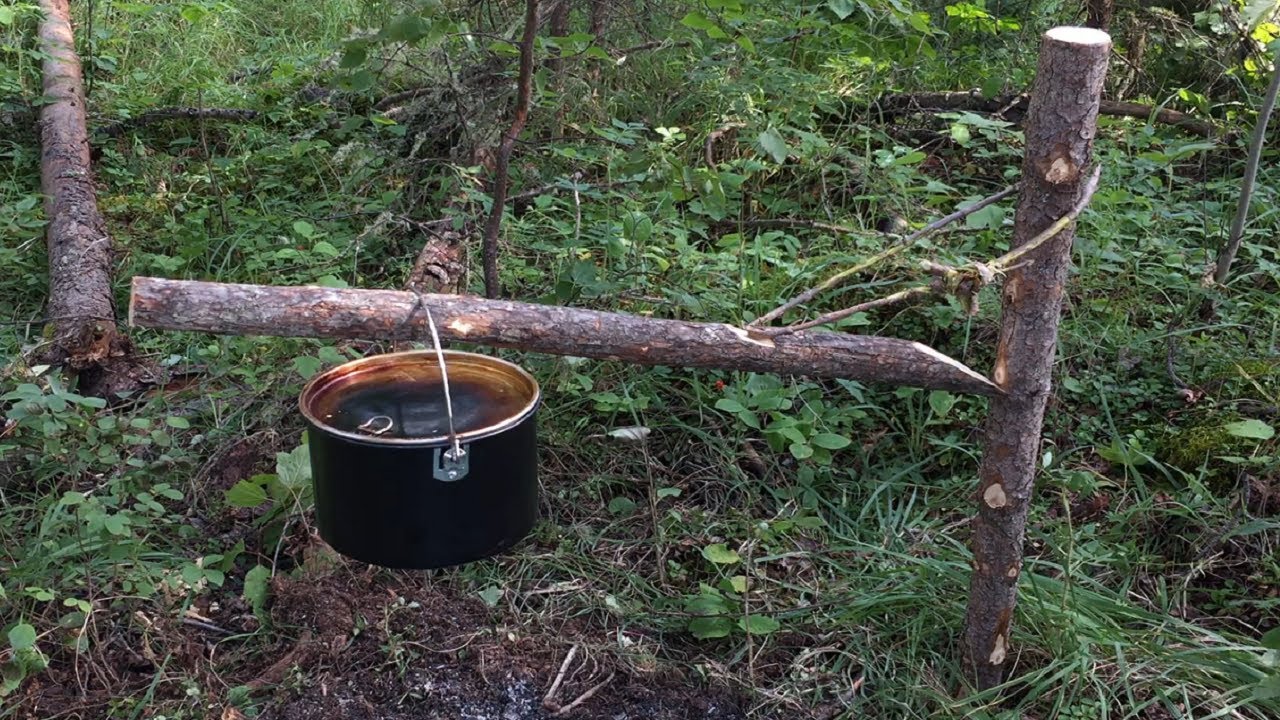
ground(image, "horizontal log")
xmin=129 ymin=278 xmax=1000 ymax=396
xmin=871 ymin=91 xmax=1217 ymax=137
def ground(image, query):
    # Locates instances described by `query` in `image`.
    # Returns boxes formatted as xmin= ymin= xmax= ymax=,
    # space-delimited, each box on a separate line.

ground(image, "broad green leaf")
xmin=0 ymin=8 xmax=15 ymax=26
xmin=608 ymin=496 xmax=636 ymax=515
xmin=688 ymin=616 xmax=733 ymax=639
xmin=657 ymin=487 xmax=682 ymax=499
xmin=1224 ymin=419 xmax=1275 ymax=440
xmin=681 ymin=12 xmax=727 ymax=39
xmin=274 ymin=445 xmax=312 ymax=489
xmin=179 ymin=4 xmax=208 ymax=23
xmin=477 ymin=585 xmax=503 ymax=607
xmin=1261 ymin=626 xmax=1280 ymax=650
xmin=291 ymin=220 xmax=316 ymax=238
xmin=702 ymin=543 xmax=741 ymax=564
xmin=729 ymin=576 xmax=747 ymax=593
xmin=738 ymin=614 xmax=780 ymax=635
xmin=1258 ymin=675 xmax=1280 ymax=700
xmin=339 ymin=42 xmax=368 ymax=69
xmin=811 ymin=433 xmax=852 ymax=450
xmin=789 ymin=442 xmax=814 ymax=460
xmin=243 ymin=565 xmax=270 ymax=616
xmin=929 ymin=390 xmax=957 ymax=418
xmin=7 ymin=623 xmax=36 ymax=651
xmin=827 ymin=0 xmax=856 ymax=20
xmin=714 ymin=398 xmax=747 ymax=413
xmin=165 ymin=416 xmax=190 ymax=429
xmin=225 ymin=479 xmax=269 ymax=507
xmin=685 ymin=594 xmax=730 ymax=615
xmin=756 ymin=128 xmax=789 ymax=164
xmin=103 ymin=514 xmax=129 ymax=536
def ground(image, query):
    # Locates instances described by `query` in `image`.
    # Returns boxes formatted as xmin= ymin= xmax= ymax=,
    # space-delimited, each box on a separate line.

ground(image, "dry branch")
xmin=873 ymin=90 xmax=1215 ymax=137
xmin=481 ymin=0 xmax=540 ymax=298
xmin=963 ymin=26 xmax=1110 ymax=691
xmin=752 ymin=183 xmax=1019 ymax=328
xmin=98 ymin=107 xmax=260 ymax=138
xmin=129 ymin=278 xmax=1001 ymax=396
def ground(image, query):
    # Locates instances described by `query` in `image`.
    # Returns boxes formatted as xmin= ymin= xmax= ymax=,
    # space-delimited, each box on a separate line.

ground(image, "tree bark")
xmin=481 ymin=0 xmax=540 ymax=298
xmin=128 ymin=278 xmax=1002 ymax=396
xmin=37 ymin=0 xmax=143 ymax=395
xmin=1084 ymin=0 xmax=1113 ymax=30
xmin=872 ymin=91 xmax=1215 ymax=137
xmin=964 ymin=27 xmax=1110 ymax=691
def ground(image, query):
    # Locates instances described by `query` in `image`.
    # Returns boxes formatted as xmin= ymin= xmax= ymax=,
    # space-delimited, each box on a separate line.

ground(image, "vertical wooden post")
xmin=964 ymin=27 xmax=1110 ymax=690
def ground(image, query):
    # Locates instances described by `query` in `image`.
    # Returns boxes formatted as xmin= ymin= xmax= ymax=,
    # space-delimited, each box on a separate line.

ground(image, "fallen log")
xmin=872 ymin=90 xmax=1216 ymax=138
xmin=128 ymin=278 xmax=1001 ymax=396
xmin=98 ymin=107 xmax=260 ymax=138
xmin=38 ymin=0 xmax=148 ymax=396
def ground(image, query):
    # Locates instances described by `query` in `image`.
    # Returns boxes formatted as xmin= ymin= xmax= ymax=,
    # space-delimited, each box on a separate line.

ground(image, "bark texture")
xmin=129 ymin=278 xmax=1001 ymax=396
xmin=1085 ymin=0 xmax=1114 ymax=30
xmin=481 ymin=0 xmax=539 ymax=298
xmin=873 ymin=91 xmax=1214 ymax=137
xmin=963 ymin=27 xmax=1110 ymax=690
xmin=37 ymin=0 xmax=141 ymax=394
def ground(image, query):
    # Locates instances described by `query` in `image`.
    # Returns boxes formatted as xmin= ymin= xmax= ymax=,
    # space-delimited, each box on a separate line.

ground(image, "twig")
xmin=481 ymin=0 xmax=540 ymax=298
xmin=552 ymin=672 xmax=615 ymax=716
xmin=704 ymin=121 xmax=746 ymax=166
xmin=373 ymin=87 xmax=432 ymax=111
xmin=768 ymin=167 xmax=1098 ymax=336
xmin=180 ymin=617 xmax=234 ymax=636
xmin=543 ymin=645 xmax=579 ymax=708
xmin=752 ymin=183 xmax=1018 ymax=327
xmin=98 ymin=107 xmax=259 ymax=138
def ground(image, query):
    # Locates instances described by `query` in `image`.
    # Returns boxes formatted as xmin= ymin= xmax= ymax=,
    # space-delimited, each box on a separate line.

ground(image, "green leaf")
xmin=681 ymin=12 xmax=727 ymax=39
xmin=243 ymin=565 xmax=270 ymax=616
xmin=756 ymin=128 xmax=789 ymax=164
xmin=179 ymin=4 xmax=209 ymax=23
xmin=701 ymin=543 xmax=741 ymax=564
xmin=607 ymin=496 xmax=636 ymax=515
xmin=684 ymin=594 xmax=729 ymax=615
xmin=738 ymin=614 xmax=780 ymax=635
xmin=1262 ymin=627 xmax=1280 ymax=650
xmin=735 ymin=34 xmax=756 ymax=53
xmin=274 ymin=445 xmax=312 ymax=490
xmin=225 ymin=479 xmax=269 ymax=508
xmin=728 ymin=576 xmax=747 ymax=593
xmin=291 ymin=220 xmax=316 ymax=238
xmin=657 ymin=487 xmax=682 ymax=499
xmin=789 ymin=442 xmax=814 ymax=460
xmin=339 ymin=41 xmax=368 ymax=69
xmin=103 ymin=514 xmax=129 ymax=536
xmin=714 ymin=398 xmax=747 ymax=413
xmin=165 ymin=416 xmax=190 ymax=429
xmin=0 ymin=7 xmax=14 ymax=26
xmin=929 ymin=390 xmax=957 ymax=418
xmin=477 ymin=585 xmax=503 ymax=607
xmin=827 ymin=0 xmax=856 ymax=20
xmin=811 ymin=433 xmax=851 ymax=450
xmin=688 ymin=616 xmax=733 ymax=639
xmin=1257 ymin=675 xmax=1280 ymax=700
xmin=7 ymin=623 xmax=36 ymax=651
xmin=1224 ymin=419 xmax=1275 ymax=440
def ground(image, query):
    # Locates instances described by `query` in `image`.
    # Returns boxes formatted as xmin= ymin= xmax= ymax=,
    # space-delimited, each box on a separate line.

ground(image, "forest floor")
xmin=3 ymin=2 xmax=1280 ymax=719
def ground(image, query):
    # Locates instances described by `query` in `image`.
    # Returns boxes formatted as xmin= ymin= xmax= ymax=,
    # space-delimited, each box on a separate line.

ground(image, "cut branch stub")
xmin=128 ymin=277 xmax=1001 ymax=396
xmin=963 ymin=26 xmax=1110 ymax=692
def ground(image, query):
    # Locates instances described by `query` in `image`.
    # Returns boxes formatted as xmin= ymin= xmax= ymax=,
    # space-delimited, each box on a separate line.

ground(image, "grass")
xmin=3 ymin=0 xmax=1280 ymax=718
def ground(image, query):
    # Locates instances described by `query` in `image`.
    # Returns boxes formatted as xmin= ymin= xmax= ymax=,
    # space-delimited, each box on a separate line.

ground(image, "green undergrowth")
xmin=3 ymin=1 xmax=1280 ymax=718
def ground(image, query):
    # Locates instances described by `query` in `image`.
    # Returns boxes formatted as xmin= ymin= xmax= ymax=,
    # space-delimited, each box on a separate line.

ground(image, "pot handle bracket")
xmin=433 ymin=445 xmax=469 ymax=482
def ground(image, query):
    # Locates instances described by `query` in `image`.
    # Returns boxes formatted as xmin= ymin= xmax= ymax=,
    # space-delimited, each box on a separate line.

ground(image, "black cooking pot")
xmin=299 ymin=350 xmax=540 ymax=569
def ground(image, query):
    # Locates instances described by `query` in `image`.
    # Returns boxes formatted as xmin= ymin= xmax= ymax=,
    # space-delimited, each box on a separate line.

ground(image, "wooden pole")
xmin=963 ymin=27 xmax=1110 ymax=690
xmin=128 ymin=278 xmax=1002 ymax=396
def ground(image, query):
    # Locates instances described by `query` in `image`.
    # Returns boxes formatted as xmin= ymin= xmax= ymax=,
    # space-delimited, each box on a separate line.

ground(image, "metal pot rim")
xmin=299 ymin=350 xmax=540 ymax=447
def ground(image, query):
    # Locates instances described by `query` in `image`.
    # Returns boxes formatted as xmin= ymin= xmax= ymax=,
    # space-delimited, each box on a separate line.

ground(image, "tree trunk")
xmin=1084 ymin=0 xmax=1113 ymax=30
xmin=128 ymin=278 xmax=1002 ymax=396
xmin=964 ymin=27 xmax=1110 ymax=691
xmin=37 ymin=0 xmax=143 ymax=396
xmin=545 ymin=0 xmax=571 ymax=73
